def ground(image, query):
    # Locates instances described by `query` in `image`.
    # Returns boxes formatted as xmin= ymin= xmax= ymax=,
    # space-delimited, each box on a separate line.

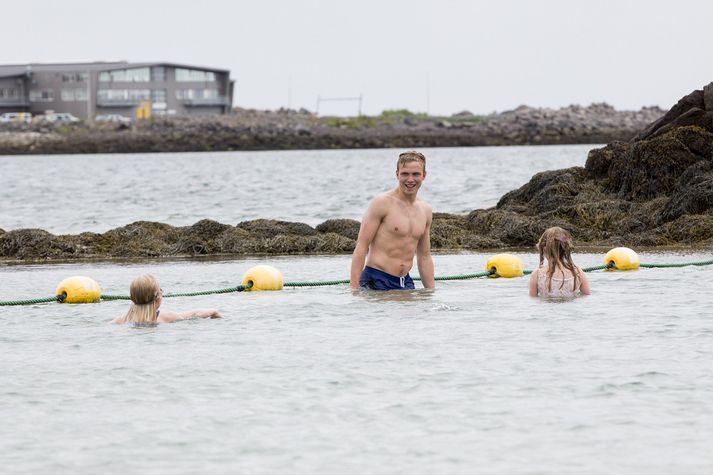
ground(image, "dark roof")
xmin=0 ymin=65 xmax=32 ymax=78
xmin=0 ymin=61 xmax=229 ymax=76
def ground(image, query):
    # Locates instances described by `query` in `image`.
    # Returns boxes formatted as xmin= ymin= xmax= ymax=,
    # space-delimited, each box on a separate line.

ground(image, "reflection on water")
xmin=353 ymin=287 xmax=437 ymax=303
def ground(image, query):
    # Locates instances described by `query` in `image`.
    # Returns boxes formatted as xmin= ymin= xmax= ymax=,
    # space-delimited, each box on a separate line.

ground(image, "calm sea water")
xmin=0 ymin=145 xmax=592 ymax=233
xmin=2 ymin=145 xmax=713 ymax=474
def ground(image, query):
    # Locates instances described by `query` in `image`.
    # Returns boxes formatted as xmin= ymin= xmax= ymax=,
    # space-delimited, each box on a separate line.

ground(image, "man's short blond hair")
xmin=397 ymin=151 xmax=426 ymax=171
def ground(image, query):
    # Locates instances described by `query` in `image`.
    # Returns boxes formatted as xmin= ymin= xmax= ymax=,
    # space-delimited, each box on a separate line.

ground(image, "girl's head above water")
xmin=112 ymin=274 xmax=222 ymax=324
xmin=130 ymin=274 xmax=162 ymax=306
xmin=537 ymin=226 xmax=574 ymax=266
xmin=121 ymin=274 xmax=163 ymax=324
xmin=536 ymin=226 xmax=579 ymax=293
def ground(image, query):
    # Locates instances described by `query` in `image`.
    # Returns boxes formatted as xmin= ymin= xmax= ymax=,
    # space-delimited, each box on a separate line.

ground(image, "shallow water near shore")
xmin=0 ymin=144 xmax=594 ymax=234
xmin=2 ymin=251 xmax=713 ymax=474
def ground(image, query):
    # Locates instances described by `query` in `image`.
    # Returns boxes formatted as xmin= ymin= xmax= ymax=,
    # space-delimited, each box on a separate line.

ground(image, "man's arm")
xmin=350 ymin=197 xmax=387 ymax=289
xmin=416 ymin=207 xmax=435 ymax=289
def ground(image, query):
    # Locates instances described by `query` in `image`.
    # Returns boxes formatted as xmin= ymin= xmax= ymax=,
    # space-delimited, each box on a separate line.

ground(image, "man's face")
xmin=396 ymin=161 xmax=426 ymax=196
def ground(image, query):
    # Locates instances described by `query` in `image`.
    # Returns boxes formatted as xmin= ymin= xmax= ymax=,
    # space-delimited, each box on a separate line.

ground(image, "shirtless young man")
xmin=350 ymin=151 xmax=435 ymax=290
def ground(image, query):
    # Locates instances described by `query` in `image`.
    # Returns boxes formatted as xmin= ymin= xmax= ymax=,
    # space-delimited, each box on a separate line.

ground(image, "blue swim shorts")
xmin=359 ymin=266 xmax=415 ymax=290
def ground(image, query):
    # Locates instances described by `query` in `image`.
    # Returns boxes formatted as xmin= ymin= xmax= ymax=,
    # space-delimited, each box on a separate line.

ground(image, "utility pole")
xmin=288 ymin=76 xmax=292 ymax=110
xmin=86 ymin=69 xmax=92 ymax=124
xmin=426 ymin=73 xmax=430 ymax=116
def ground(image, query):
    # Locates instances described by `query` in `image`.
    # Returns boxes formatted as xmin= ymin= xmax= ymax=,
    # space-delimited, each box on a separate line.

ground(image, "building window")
xmin=62 ymin=73 xmax=87 ymax=83
xmin=99 ymin=68 xmax=150 ymax=83
xmin=176 ymin=89 xmax=220 ymax=100
xmin=97 ymin=89 xmax=151 ymax=102
xmin=175 ymin=68 xmax=216 ymax=82
xmin=151 ymin=67 xmax=165 ymax=82
xmin=0 ymin=88 xmax=19 ymax=99
xmin=29 ymin=89 xmax=54 ymax=102
xmin=151 ymin=89 xmax=167 ymax=102
xmin=61 ymin=89 xmax=88 ymax=102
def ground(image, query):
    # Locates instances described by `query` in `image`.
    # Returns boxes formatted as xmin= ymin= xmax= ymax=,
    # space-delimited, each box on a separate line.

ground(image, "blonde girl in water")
xmin=112 ymin=274 xmax=222 ymax=324
xmin=529 ymin=227 xmax=591 ymax=298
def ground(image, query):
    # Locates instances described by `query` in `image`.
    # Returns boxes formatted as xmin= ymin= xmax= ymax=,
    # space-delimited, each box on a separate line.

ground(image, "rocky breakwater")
xmin=0 ymin=103 xmax=663 ymax=155
xmin=466 ymin=83 xmax=713 ymax=248
xmin=1 ymin=84 xmax=711 ymax=261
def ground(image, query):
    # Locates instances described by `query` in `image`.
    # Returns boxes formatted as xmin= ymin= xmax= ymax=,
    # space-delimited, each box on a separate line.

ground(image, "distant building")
xmin=0 ymin=61 xmax=234 ymax=120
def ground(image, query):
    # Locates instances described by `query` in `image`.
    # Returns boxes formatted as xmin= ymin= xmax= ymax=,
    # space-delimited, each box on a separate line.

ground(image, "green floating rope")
xmin=100 ymin=283 xmax=253 ymax=301
xmin=0 ymin=296 xmax=62 ymax=307
xmin=282 ymin=270 xmax=495 ymax=287
xmin=639 ymin=259 xmax=713 ymax=268
xmin=1 ymin=260 xmax=712 ymax=306
xmin=284 ymin=279 xmax=350 ymax=287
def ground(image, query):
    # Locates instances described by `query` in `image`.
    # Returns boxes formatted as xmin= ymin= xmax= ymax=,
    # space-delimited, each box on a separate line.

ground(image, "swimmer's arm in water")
xmin=577 ymin=267 xmax=591 ymax=295
xmin=158 ymin=309 xmax=223 ymax=322
xmin=528 ymin=269 xmax=539 ymax=297
xmin=416 ymin=207 xmax=435 ymax=288
xmin=350 ymin=196 xmax=388 ymax=289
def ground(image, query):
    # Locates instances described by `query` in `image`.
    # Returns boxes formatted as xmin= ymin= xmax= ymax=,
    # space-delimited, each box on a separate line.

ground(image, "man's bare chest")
xmin=382 ymin=209 xmax=426 ymax=239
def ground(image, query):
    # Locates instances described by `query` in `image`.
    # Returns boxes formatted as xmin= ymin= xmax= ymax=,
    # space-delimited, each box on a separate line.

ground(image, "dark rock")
xmin=431 ymin=213 xmax=470 ymax=248
xmin=236 ymin=219 xmax=317 ymax=238
xmin=497 ymin=167 xmax=587 ymax=214
xmin=646 ymin=108 xmax=713 ymax=140
xmin=0 ymin=228 xmax=57 ymax=259
xmin=611 ymin=126 xmax=710 ymax=200
xmin=316 ymin=219 xmax=361 ymax=240
xmin=636 ymin=89 xmax=705 ymax=140
xmin=657 ymin=160 xmax=713 ymax=223
xmin=704 ymin=83 xmax=713 ymax=111
xmin=585 ymin=141 xmax=630 ymax=179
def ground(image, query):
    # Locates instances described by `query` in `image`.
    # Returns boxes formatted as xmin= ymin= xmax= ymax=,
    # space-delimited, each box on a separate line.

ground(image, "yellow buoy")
xmin=603 ymin=247 xmax=640 ymax=271
xmin=485 ymin=253 xmax=524 ymax=278
xmin=241 ymin=265 xmax=284 ymax=291
xmin=55 ymin=276 xmax=102 ymax=303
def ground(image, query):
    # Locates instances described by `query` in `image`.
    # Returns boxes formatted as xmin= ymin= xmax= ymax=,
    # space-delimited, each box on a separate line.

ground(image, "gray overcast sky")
xmin=6 ymin=0 xmax=713 ymax=115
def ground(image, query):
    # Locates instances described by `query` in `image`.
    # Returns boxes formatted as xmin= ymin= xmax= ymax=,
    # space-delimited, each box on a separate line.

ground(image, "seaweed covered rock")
xmin=315 ymin=219 xmax=361 ymax=240
xmin=473 ymin=82 xmax=713 ymax=248
xmin=608 ymin=126 xmax=713 ymax=200
xmin=236 ymin=219 xmax=317 ymax=238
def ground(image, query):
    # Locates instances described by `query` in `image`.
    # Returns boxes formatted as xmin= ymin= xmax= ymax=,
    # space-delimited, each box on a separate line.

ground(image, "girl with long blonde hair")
xmin=528 ymin=227 xmax=591 ymax=298
xmin=112 ymin=274 xmax=221 ymax=324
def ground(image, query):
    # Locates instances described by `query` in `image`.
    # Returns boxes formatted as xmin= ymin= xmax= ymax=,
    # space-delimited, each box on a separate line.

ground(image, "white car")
xmin=41 ymin=112 xmax=79 ymax=123
xmin=95 ymin=114 xmax=132 ymax=124
xmin=0 ymin=112 xmax=33 ymax=123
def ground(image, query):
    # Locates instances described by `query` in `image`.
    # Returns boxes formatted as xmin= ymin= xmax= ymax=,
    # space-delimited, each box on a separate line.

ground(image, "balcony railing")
xmin=96 ymin=99 xmax=144 ymax=107
xmin=182 ymin=97 xmax=230 ymax=107
xmin=0 ymin=100 xmax=31 ymax=108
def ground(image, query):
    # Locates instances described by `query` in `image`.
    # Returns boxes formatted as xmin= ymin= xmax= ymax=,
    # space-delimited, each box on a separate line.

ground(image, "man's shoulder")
xmin=370 ymin=191 xmax=397 ymax=207
xmin=416 ymin=198 xmax=433 ymax=213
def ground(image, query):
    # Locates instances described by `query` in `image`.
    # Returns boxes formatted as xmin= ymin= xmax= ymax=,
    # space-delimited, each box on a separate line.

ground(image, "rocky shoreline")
xmin=2 ymin=85 xmax=713 ymax=261
xmin=0 ymin=103 xmax=663 ymax=155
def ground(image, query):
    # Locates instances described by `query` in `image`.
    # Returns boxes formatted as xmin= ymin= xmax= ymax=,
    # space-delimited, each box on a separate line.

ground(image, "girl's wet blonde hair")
xmin=537 ymin=227 xmax=579 ymax=293
xmin=118 ymin=274 xmax=162 ymax=324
